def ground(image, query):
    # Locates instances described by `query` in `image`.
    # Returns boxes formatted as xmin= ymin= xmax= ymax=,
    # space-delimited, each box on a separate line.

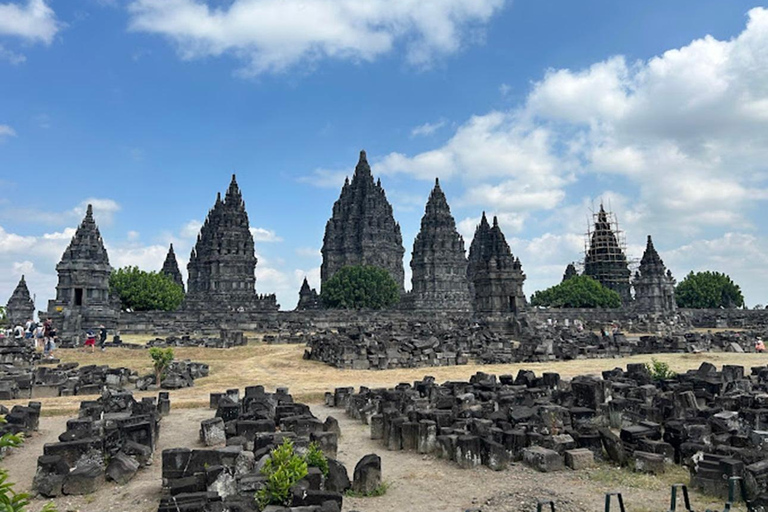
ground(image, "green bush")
xmin=645 ymin=358 xmax=676 ymax=381
xmin=110 ymin=266 xmax=184 ymax=312
xmin=0 ymin=306 xmax=7 ymax=328
xmin=305 ymin=442 xmax=329 ymax=477
xmin=256 ymin=439 xmax=308 ymax=509
xmin=321 ymin=265 xmax=400 ymax=310
xmin=149 ymin=347 xmax=174 ymax=385
xmin=675 ymin=271 xmax=744 ymax=309
xmin=0 ymin=425 xmax=57 ymax=511
xmin=531 ymin=275 xmax=621 ymax=308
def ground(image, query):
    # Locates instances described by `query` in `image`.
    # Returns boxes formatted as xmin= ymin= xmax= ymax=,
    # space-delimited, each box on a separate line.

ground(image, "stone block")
xmin=523 ymin=446 xmax=564 ymax=472
xmin=62 ymin=461 xmax=105 ymax=495
xmin=634 ymin=451 xmax=666 ymax=474
xmin=106 ymin=452 xmax=140 ymax=485
xmin=352 ymin=454 xmax=381 ymax=495
xmin=565 ymin=448 xmax=594 ymax=470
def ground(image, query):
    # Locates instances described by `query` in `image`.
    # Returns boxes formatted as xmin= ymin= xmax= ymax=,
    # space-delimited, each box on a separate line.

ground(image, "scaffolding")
xmin=583 ymin=204 xmax=632 ymax=301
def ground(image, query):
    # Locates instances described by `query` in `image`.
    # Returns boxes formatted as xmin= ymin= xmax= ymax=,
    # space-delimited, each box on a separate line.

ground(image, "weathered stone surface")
xmin=523 ymin=446 xmax=564 ymax=472
xmin=62 ymin=460 xmax=105 ymax=495
xmin=634 ymin=451 xmax=665 ymax=474
xmin=106 ymin=451 xmax=140 ymax=485
xmin=296 ymin=277 xmax=320 ymax=311
xmin=633 ymin=236 xmax=676 ymax=314
xmin=33 ymin=455 xmax=69 ymax=497
xmin=565 ymin=448 xmax=594 ymax=470
xmin=161 ymin=243 xmax=185 ymax=292
xmin=325 ymin=459 xmax=351 ymax=493
xmin=321 ymin=150 xmax=405 ymax=290
xmin=5 ymin=275 xmax=35 ymax=327
xmin=352 ymin=453 xmax=381 ymax=494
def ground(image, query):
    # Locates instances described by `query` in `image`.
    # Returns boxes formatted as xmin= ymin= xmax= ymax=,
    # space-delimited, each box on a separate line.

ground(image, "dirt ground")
xmin=2 ymin=343 xmax=760 ymax=512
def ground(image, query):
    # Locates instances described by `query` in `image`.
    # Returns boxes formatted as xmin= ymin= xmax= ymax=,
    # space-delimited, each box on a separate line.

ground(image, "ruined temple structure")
xmin=633 ymin=235 xmax=676 ymax=314
xmin=161 ymin=243 xmax=185 ymax=292
xmin=46 ymin=205 xmax=118 ymax=336
xmin=6 ymin=275 xmax=35 ymax=326
xmin=584 ymin=205 xmax=632 ymax=304
xmin=467 ymin=213 xmax=526 ymax=314
xmin=295 ymin=277 xmax=320 ymax=311
xmin=408 ymin=179 xmax=472 ymax=311
xmin=321 ymin=150 xmax=405 ymax=291
xmin=185 ymin=175 xmax=278 ymax=312
xmin=562 ymin=263 xmax=578 ymax=282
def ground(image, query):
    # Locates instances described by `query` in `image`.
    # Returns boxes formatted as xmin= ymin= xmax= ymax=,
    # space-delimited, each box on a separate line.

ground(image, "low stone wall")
xmin=0 ymin=401 xmax=40 ymax=459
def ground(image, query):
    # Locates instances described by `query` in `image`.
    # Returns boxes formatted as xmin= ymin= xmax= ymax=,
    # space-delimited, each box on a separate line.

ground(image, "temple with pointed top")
xmin=296 ymin=277 xmax=320 ymax=311
xmin=46 ymin=204 xmax=118 ymax=336
xmin=161 ymin=243 xmax=185 ymax=292
xmin=321 ymin=150 xmax=405 ymax=291
xmin=467 ymin=213 xmax=526 ymax=314
xmin=6 ymin=275 xmax=35 ymax=326
xmin=584 ymin=205 xmax=632 ymax=304
xmin=185 ymin=175 xmax=278 ymax=312
xmin=408 ymin=178 xmax=472 ymax=311
xmin=633 ymin=235 xmax=676 ymax=313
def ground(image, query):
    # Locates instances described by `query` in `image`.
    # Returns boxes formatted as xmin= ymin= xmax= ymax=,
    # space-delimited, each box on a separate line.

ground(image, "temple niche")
xmin=467 ymin=213 xmax=526 ymax=315
xmin=321 ymin=150 xmax=405 ymax=291
xmin=161 ymin=243 xmax=185 ymax=292
xmin=47 ymin=204 xmax=118 ymax=336
xmin=409 ymin=179 xmax=472 ymax=311
xmin=584 ymin=205 xmax=632 ymax=304
xmin=633 ymin=235 xmax=677 ymax=314
xmin=6 ymin=275 xmax=35 ymax=326
xmin=185 ymin=175 xmax=278 ymax=312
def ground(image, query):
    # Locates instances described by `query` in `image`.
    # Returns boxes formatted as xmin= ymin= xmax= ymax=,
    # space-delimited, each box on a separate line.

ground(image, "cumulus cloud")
xmin=250 ymin=227 xmax=282 ymax=243
xmin=127 ymin=0 xmax=506 ymax=75
xmin=0 ymin=0 xmax=62 ymax=44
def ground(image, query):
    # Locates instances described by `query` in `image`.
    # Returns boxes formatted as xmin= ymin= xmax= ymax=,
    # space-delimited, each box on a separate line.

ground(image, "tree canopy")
xmin=675 ymin=271 xmax=744 ymax=309
xmin=110 ymin=266 xmax=184 ymax=312
xmin=531 ymin=275 xmax=622 ymax=308
xmin=321 ymin=265 xmax=400 ymax=309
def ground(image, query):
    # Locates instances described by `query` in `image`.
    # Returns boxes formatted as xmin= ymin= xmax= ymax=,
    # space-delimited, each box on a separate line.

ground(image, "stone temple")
xmin=467 ymin=213 xmax=526 ymax=314
xmin=321 ymin=150 xmax=405 ymax=290
xmin=408 ymin=179 xmax=472 ymax=311
xmin=6 ymin=275 xmax=35 ymax=326
xmin=161 ymin=243 xmax=185 ymax=292
xmin=46 ymin=204 xmax=118 ymax=336
xmin=185 ymin=175 xmax=278 ymax=312
xmin=633 ymin=235 xmax=677 ymax=313
xmin=584 ymin=205 xmax=632 ymax=304
xmin=295 ymin=277 xmax=320 ymax=311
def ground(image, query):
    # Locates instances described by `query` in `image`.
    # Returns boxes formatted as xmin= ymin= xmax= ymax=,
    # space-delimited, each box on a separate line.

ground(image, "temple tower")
xmin=6 ymin=275 xmax=35 ymax=326
xmin=185 ymin=175 xmax=278 ymax=311
xmin=47 ymin=204 xmax=117 ymax=335
xmin=633 ymin=235 xmax=676 ymax=313
xmin=321 ymin=150 xmax=405 ymax=290
xmin=467 ymin=213 xmax=526 ymax=314
xmin=295 ymin=277 xmax=320 ymax=311
xmin=161 ymin=243 xmax=185 ymax=292
xmin=584 ymin=205 xmax=632 ymax=303
xmin=562 ymin=263 xmax=579 ymax=282
xmin=409 ymin=179 xmax=472 ymax=311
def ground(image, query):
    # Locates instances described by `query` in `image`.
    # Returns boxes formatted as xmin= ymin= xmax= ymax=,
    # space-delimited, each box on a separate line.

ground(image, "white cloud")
xmin=0 ymin=125 xmax=16 ymax=137
xmin=411 ymin=119 xmax=446 ymax=138
xmin=295 ymin=247 xmax=321 ymax=258
xmin=180 ymin=219 xmax=202 ymax=239
xmin=250 ymin=227 xmax=282 ymax=243
xmin=127 ymin=0 xmax=506 ymax=76
xmin=298 ymin=168 xmax=350 ymax=189
xmin=0 ymin=45 xmax=25 ymax=64
xmin=0 ymin=0 xmax=62 ymax=44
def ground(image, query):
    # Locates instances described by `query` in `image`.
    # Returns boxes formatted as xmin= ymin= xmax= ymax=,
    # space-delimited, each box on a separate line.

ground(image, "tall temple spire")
xmin=161 ymin=243 xmax=185 ymax=292
xmin=321 ymin=150 xmax=405 ymax=290
xmin=409 ymin=179 xmax=472 ymax=311
xmin=633 ymin=235 xmax=676 ymax=313
xmin=584 ymin=205 xmax=631 ymax=303
xmin=6 ymin=275 xmax=35 ymax=326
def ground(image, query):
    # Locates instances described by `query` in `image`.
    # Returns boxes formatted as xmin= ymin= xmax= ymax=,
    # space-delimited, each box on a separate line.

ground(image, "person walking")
xmin=756 ymin=337 xmax=765 ymax=353
xmin=34 ymin=323 xmax=44 ymax=351
xmin=84 ymin=329 xmax=96 ymax=353
xmin=98 ymin=325 xmax=107 ymax=351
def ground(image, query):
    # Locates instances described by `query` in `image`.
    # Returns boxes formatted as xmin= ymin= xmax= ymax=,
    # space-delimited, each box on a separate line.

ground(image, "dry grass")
xmin=7 ymin=335 xmax=765 ymax=416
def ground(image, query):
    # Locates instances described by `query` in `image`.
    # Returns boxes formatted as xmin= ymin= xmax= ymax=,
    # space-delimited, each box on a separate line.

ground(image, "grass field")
xmin=8 ymin=332 xmax=765 ymax=416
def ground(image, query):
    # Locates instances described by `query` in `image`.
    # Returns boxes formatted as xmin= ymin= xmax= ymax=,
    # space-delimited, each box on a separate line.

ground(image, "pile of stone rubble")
xmin=33 ymin=388 xmax=169 ymax=497
xmin=329 ymin=361 xmax=768 ymax=507
xmin=0 ymin=400 xmax=40 ymax=459
xmin=147 ymin=330 xmax=248 ymax=349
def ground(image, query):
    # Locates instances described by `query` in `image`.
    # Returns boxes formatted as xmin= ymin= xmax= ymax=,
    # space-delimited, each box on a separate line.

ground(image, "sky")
xmin=2 ymin=0 xmax=768 ymax=312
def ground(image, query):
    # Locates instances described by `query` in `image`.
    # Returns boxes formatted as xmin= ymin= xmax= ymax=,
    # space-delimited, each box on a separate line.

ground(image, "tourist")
xmin=84 ymin=329 xmax=96 ymax=353
xmin=24 ymin=318 xmax=35 ymax=339
xmin=756 ymin=337 xmax=765 ymax=353
xmin=34 ymin=323 xmax=44 ymax=351
xmin=98 ymin=325 xmax=107 ymax=351
xmin=13 ymin=323 xmax=24 ymax=340
xmin=44 ymin=329 xmax=57 ymax=359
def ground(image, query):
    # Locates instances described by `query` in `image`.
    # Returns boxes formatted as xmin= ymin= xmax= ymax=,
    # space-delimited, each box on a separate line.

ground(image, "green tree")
xmin=675 ymin=271 xmax=744 ymax=309
xmin=110 ymin=266 xmax=184 ymax=312
xmin=149 ymin=347 xmax=174 ymax=385
xmin=531 ymin=275 xmax=622 ymax=308
xmin=0 ymin=306 xmax=6 ymax=329
xmin=321 ymin=265 xmax=400 ymax=309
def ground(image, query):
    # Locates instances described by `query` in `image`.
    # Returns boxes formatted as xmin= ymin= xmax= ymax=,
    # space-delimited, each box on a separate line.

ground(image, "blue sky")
xmin=2 ymin=0 xmax=768 ymax=311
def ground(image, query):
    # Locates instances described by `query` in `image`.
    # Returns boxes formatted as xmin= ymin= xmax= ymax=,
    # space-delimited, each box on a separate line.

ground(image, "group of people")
xmin=3 ymin=318 xmax=108 ymax=355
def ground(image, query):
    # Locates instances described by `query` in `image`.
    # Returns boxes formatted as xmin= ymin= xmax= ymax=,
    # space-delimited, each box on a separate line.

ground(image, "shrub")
xmin=531 ymin=275 xmax=622 ymax=308
xmin=304 ymin=442 xmax=329 ymax=477
xmin=321 ymin=265 xmax=400 ymax=310
xmin=345 ymin=482 xmax=389 ymax=498
xmin=149 ymin=347 xmax=174 ymax=385
xmin=256 ymin=439 xmax=308 ymax=509
xmin=645 ymin=358 xmax=676 ymax=381
xmin=675 ymin=271 xmax=744 ymax=309
xmin=110 ymin=266 xmax=184 ymax=312
xmin=0 ymin=425 xmax=57 ymax=511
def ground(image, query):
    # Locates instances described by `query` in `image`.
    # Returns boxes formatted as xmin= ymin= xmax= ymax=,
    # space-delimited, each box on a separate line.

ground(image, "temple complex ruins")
xmin=5 ymin=275 xmax=35 ymax=326
xmin=296 ymin=277 xmax=321 ymax=310
xmin=408 ymin=179 xmax=472 ymax=311
xmin=160 ymin=243 xmax=184 ymax=292
xmin=321 ymin=150 xmax=405 ymax=291
xmin=184 ymin=175 xmax=278 ymax=312
xmin=584 ymin=205 xmax=632 ymax=303
xmin=467 ymin=213 xmax=527 ymax=315
xmin=633 ymin=235 xmax=677 ymax=314
xmin=46 ymin=205 xmax=118 ymax=337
